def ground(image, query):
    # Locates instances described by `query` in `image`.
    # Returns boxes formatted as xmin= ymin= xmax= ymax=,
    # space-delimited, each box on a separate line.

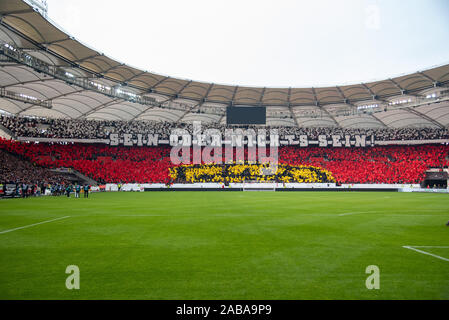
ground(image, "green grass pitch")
xmin=0 ymin=191 xmax=448 ymax=300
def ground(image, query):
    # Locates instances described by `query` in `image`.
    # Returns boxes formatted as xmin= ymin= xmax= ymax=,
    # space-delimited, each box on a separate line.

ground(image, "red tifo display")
xmin=1 ymin=138 xmax=448 ymax=184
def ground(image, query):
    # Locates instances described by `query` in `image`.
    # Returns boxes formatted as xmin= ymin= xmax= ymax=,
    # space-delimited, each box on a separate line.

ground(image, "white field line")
xmin=116 ymin=213 xmax=339 ymax=217
xmin=0 ymin=216 xmax=71 ymax=235
xmin=409 ymin=246 xmax=449 ymax=248
xmin=338 ymin=212 xmax=447 ymax=217
xmin=403 ymin=246 xmax=449 ymax=262
xmin=116 ymin=212 xmax=446 ymax=218
xmin=395 ymin=214 xmax=449 ymax=216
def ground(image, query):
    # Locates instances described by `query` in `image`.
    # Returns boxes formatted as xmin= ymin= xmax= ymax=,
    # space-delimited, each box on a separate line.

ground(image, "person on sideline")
xmin=66 ymin=185 xmax=72 ymax=198
xmin=75 ymin=184 xmax=81 ymax=198
xmin=83 ymin=185 xmax=89 ymax=198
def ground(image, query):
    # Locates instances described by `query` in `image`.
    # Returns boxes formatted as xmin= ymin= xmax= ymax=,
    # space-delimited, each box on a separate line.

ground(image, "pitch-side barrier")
xmin=96 ymin=183 xmax=448 ymax=193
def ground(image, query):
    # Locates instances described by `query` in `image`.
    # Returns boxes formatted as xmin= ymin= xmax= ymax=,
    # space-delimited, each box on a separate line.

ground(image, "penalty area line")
xmin=402 ymin=246 xmax=449 ymax=262
xmin=0 ymin=216 xmax=71 ymax=235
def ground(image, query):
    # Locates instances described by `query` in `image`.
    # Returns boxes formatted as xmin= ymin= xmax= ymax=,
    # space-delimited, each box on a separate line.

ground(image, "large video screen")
xmin=226 ymin=106 xmax=266 ymax=125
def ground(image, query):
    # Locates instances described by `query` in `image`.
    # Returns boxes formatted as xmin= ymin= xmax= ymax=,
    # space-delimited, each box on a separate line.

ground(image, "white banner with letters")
xmin=108 ymin=133 xmax=374 ymax=148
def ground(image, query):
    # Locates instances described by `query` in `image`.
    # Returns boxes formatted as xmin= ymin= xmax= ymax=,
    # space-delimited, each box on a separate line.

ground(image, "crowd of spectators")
xmin=0 ymin=139 xmax=172 ymax=184
xmin=2 ymin=114 xmax=449 ymax=142
xmin=0 ymin=149 xmax=68 ymax=185
xmin=1 ymin=138 xmax=448 ymax=185
xmin=278 ymin=145 xmax=449 ymax=184
xmin=170 ymin=163 xmax=335 ymax=184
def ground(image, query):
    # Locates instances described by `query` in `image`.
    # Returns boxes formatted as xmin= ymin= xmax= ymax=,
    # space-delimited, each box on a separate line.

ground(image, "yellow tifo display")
xmin=169 ymin=163 xmax=336 ymax=184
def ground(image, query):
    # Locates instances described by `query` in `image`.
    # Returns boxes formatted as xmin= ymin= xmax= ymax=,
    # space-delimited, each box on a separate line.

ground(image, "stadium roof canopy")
xmin=0 ymin=0 xmax=449 ymax=128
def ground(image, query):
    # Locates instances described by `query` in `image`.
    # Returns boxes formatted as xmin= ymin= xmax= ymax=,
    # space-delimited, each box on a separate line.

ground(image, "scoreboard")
xmin=226 ymin=106 xmax=266 ymax=125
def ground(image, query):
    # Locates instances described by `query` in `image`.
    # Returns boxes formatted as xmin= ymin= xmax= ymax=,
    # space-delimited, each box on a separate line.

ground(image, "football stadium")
xmin=0 ymin=0 xmax=449 ymax=304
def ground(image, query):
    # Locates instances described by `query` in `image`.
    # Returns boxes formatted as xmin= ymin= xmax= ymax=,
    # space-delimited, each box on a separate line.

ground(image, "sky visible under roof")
xmin=45 ymin=0 xmax=449 ymax=88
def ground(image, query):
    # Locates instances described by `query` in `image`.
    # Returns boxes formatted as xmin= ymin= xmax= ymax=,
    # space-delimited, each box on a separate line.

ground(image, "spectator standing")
xmin=21 ymin=183 xmax=27 ymax=198
xmin=75 ymin=184 xmax=81 ymax=198
xmin=83 ymin=185 xmax=89 ymax=198
xmin=66 ymin=185 xmax=72 ymax=198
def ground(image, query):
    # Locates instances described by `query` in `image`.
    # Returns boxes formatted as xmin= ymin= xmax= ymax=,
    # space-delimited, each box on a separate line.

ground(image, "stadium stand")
xmin=1 ymin=115 xmax=449 ymax=141
xmin=0 ymin=139 xmax=173 ymax=184
xmin=0 ymin=0 xmax=448 ymax=190
xmin=0 ymin=148 xmax=68 ymax=186
xmin=169 ymin=163 xmax=335 ymax=184
xmin=278 ymin=145 xmax=449 ymax=184
xmin=1 ymin=138 xmax=448 ymax=185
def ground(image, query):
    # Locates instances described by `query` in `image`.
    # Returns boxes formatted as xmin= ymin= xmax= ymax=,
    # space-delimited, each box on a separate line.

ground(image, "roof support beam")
xmin=417 ymin=71 xmax=438 ymax=85
xmin=312 ymin=87 xmax=339 ymax=126
xmin=405 ymin=107 xmax=445 ymax=128
xmin=202 ymin=83 xmax=214 ymax=102
xmin=0 ymin=62 xmax=19 ymax=66
xmin=230 ymin=86 xmax=238 ymax=106
xmin=1 ymin=77 xmax=58 ymax=88
xmin=42 ymin=37 xmax=72 ymax=46
xmin=388 ymin=78 xmax=406 ymax=94
xmin=340 ymin=85 xmax=387 ymax=127
xmin=335 ymin=86 xmax=360 ymax=112
xmin=173 ymin=80 xmax=192 ymax=98
xmin=131 ymin=80 xmax=193 ymax=121
xmin=100 ymin=63 xmax=126 ymax=76
xmin=287 ymin=87 xmax=300 ymax=127
xmin=336 ymin=86 xmax=349 ymax=103
xmin=176 ymin=102 xmax=200 ymax=122
xmin=361 ymin=83 xmax=379 ymax=100
xmin=368 ymin=112 xmax=389 ymax=128
xmin=288 ymin=105 xmax=300 ymax=127
xmin=177 ymin=83 xmax=214 ymax=123
xmin=258 ymin=87 xmax=266 ymax=106
xmin=129 ymin=96 xmax=173 ymax=121
xmin=311 ymin=87 xmax=319 ymax=105
xmin=79 ymin=98 xmax=125 ymax=119
xmin=362 ymin=83 xmax=391 ymax=104
xmin=389 ymin=78 xmax=422 ymax=98
xmin=122 ymin=71 xmax=147 ymax=84
xmin=0 ymin=87 xmax=51 ymax=108
xmin=0 ymin=9 xmax=35 ymax=16
xmin=18 ymin=89 xmax=85 ymax=115
xmin=321 ymin=107 xmax=340 ymax=126
xmin=217 ymin=112 xmax=226 ymax=124
xmin=148 ymin=76 xmax=170 ymax=92
xmin=73 ymin=53 xmax=103 ymax=64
